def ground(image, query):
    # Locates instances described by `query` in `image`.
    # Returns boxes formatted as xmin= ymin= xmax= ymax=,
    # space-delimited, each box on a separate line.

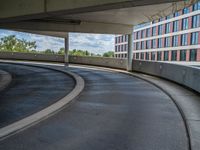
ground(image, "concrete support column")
xmin=64 ymin=33 xmax=69 ymax=66
xmin=127 ymin=33 xmax=133 ymax=71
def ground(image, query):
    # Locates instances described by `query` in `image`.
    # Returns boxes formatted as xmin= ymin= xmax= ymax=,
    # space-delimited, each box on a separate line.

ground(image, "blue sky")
xmin=0 ymin=29 xmax=115 ymax=54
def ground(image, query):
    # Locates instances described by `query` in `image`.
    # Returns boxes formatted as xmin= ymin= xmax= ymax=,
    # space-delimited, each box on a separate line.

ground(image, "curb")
xmin=0 ymin=70 xmax=12 ymax=92
xmin=0 ymin=62 xmax=85 ymax=140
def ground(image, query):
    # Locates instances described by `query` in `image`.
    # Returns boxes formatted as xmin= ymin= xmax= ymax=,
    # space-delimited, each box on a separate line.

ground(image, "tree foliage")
xmin=103 ymin=51 xmax=114 ymax=57
xmin=0 ymin=35 xmax=37 ymax=52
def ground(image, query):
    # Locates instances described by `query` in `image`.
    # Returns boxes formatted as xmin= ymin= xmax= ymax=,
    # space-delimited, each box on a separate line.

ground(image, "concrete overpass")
xmin=0 ymin=0 xmax=197 ymax=70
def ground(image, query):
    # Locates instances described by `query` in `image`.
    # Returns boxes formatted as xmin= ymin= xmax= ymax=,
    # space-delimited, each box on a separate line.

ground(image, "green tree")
xmin=44 ymin=49 xmax=55 ymax=54
xmin=69 ymin=49 xmax=91 ymax=56
xmin=0 ymin=35 xmax=37 ymax=52
xmin=58 ymin=48 xmax=65 ymax=55
xmin=103 ymin=51 xmax=114 ymax=57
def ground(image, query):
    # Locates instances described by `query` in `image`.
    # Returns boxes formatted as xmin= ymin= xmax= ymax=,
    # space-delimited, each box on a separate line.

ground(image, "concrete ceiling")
xmin=59 ymin=2 xmax=188 ymax=26
xmin=0 ymin=0 xmax=196 ymax=36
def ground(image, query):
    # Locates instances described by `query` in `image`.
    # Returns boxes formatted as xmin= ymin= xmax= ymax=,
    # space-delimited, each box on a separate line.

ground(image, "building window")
xmin=146 ymin=28 xmax=151 ymax=37
xmin=136 ymin=42 xmax=141 ymax=50
xmin=193 ymin=1 xmax=200 ymax=11
xmin=191 ymin=32 xmax=199 ymax=45
xmin=166 ymin=15 xmax=172 ymax=20
xmin=151 ymin=52 xmax=156 ymax=61
xmin=159 ymin=17 xmax=165 ymax=22
xmin=146 ymin=40 xmax=150 ymax=49
xmin=152 ymin=39 xmax=156 ymax=48
xmin=182 ymin=18 xmax=189 ymax=30
xmin=181 ymin=34 xmax=188 ymax=46
xmin=141 ymin=53 xmax=144 ymax=60
xmin=123 ymin=35 xmax=126 ymax=42
xmin=180 ymin=50 xmax=187 ymax=61
xmin=152 ymin=20 xmax=156 ymax=24
xmin=192 ymin=15 xmax=200 ymax=28
xmin=173 ymin=35 xmax=179 ymax=47
xmin=165 ymin=37 xmax=171 ymax=47
xmin=171 ymin=50 xmax=177 ymax=61
xmin=157 ymin=51 xmax=162 ymax=61
xmin=136 ymin=53 xmax=139 ymax=59
xmin=146 ymin=52 xmax=149 ymax=60
xmin=158 ymin=38 xmax=162 ymax=48
xmin=190 ymin=49 xmax=197 ymax=61
xmin=115 ymin=37 xmax=118 ymax=44
xmin=174 ymin=11 xmax=180 ymax=17
xmin=165 ymin=23 xmax=171 ymax=33
xmin=141 ymin=30 xmax=145 ymax=38
xmin=115 ymin=46 xmax=118 ymax=52
xmin=152 ymin=27 xmax=156 ymax=36
xmin=173 ymin=20 xmax=179 ymax=32
xmin=182 ymin=7 xmax=190 ymax=14
xmin=141 ymin=41 xmax=145 ymax=50
xmin=121 ymin=36 xmax=124 ymax=42
xmin=164 ymin=51 xmax=169 ymax=61
xmin=124 ymin=45 xmax=126 ymax=51
xmin=158 ymin=25 xmax=163 ymax=35
xmin=136 ymin=31 xmax=141 ymax=39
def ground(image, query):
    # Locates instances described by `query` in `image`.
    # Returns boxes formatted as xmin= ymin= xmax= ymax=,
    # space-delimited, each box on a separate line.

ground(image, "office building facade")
xmin=115 ymin=1 xmax=200 ymax=62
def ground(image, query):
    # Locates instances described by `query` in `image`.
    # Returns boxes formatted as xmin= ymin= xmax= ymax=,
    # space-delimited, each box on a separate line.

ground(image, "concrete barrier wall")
xmin=0 ymin=52 xmax=199 ymax=93
xmin=69 ymin=56 xmax=127 ymax=70
xmin=132 ymin=60 xmax=200 ymax=93
xmin=0 ymin=52 xmax=127 ymax=70
xmin=0 ymin=52 xmax=64 ymax=62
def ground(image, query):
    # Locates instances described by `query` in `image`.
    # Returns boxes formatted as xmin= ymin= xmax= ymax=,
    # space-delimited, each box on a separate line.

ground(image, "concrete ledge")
xmin=0 ymin=70 xmax=12 ymax=92
xmin=0 ymin=52 xmax=64 ymax=62
xmin=69 ymin=55 xmax=127 ymax=70
xmin=0 ymin=52 xmax=199 ymax=92
xmin=132 ymin=60 xmax=200 ymax=93
xmin=0 ymin=62 xmax=85 ymax=140
xmin=0 ymin=52 xmax=127 ymax=70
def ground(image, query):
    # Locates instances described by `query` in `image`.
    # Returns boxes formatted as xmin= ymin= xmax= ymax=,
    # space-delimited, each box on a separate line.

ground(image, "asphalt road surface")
xmin=0 ymin=63 xmax=75 ymax=128
xmin=0 ymin=66 xmax=188 ymax=150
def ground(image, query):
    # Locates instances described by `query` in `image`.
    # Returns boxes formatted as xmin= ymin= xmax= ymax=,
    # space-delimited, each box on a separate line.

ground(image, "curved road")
xmin=0 ymin=65 xmax=188 ymax=150
xmin=0 ymin=63 xmax=75 ymax=128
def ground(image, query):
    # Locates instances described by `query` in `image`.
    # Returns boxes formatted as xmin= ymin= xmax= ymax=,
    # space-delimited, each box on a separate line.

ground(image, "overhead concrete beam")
xmin=0 ymin=21 xmax=133 ymax=34
xmin=15 ymin=30 xmax=68 ymax=38
xmin=0 ymin=0 xmax=184 ymax=23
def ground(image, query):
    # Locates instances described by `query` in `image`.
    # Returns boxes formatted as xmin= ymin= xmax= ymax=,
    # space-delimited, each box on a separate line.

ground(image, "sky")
xmin=0 ymin=29 xmax=115 ymax=54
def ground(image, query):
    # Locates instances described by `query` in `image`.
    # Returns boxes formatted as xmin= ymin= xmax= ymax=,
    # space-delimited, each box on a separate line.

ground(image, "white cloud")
xmin=0 ymin=29 xmax=114 ymax=54
xmin=69 ymin=33 xmax=114 ymax=54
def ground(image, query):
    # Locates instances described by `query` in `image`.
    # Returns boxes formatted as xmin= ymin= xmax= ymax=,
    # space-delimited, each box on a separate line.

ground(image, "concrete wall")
xmin=0 ymin=52 xmax=127 ymax=70
xmin=69 ymin=55 xmax=127 ymax=70
xmin=0 ymin=52 xmax=64 ymax=62
xmin=0 ymin=52 xmax=199 ymax=93
xmin=132 ymin=60 xmax=200 ymax=93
